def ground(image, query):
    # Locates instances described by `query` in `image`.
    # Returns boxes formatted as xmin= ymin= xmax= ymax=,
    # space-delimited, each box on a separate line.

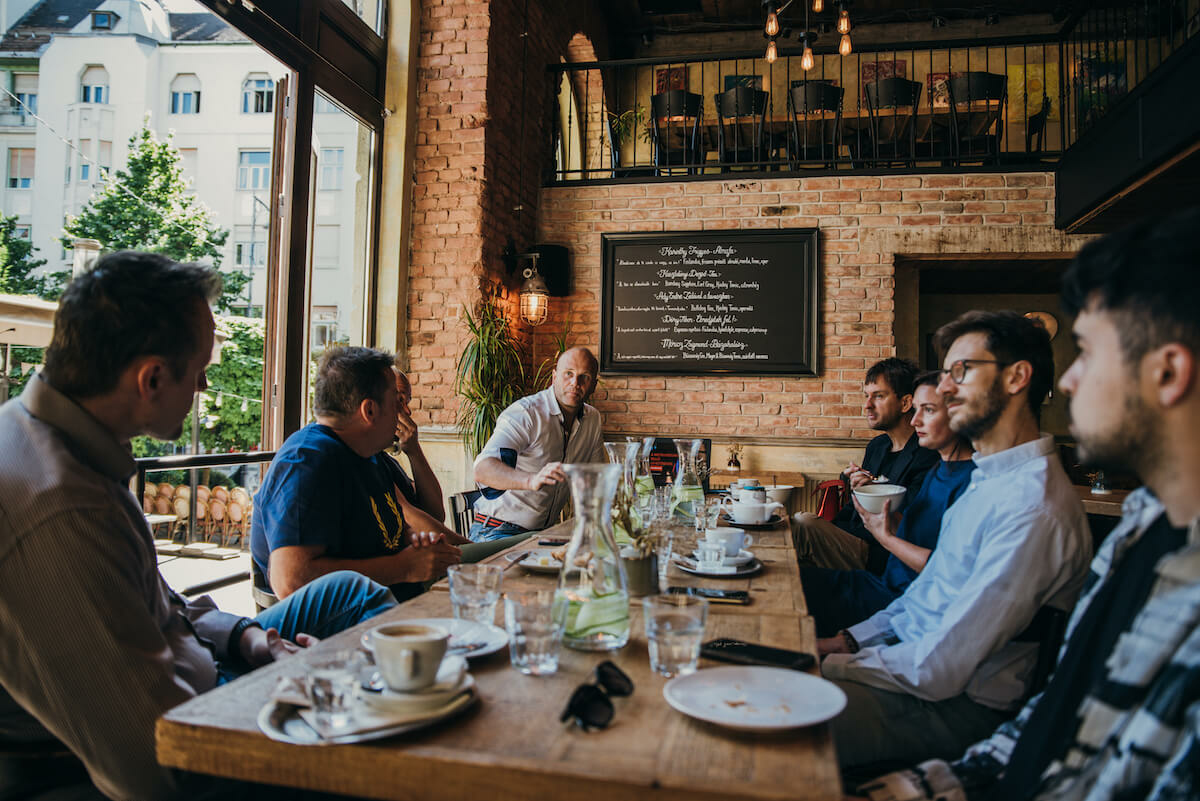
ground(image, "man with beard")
xmin=801 ymin=370 xmax=975 ymax=638
xmin=818 ymin=311 xmax=1092 ymax=769
xmin=855 ymin=210 xmax=1200 ymax=801
xmin=793 ymin=358 xmax=939 ymax=571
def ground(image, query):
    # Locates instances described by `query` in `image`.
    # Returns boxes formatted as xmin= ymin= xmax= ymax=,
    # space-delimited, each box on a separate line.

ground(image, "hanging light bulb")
xmin=765 ymin=10 xmax=780 ymax=37
xmin=765 ymin=37 xmax=778 ymax=63
xmin=519 ymin=267 xmax=550 ymax=326
xmin=801 ymin=40 xmax=814 ymax=71
xmin=839 ymin=32 xmax=852 ymax=56
xmin=812 ymin=0 xmax=824 ymax=12
xmin=837 ymin=7 xmax=851 ymax=34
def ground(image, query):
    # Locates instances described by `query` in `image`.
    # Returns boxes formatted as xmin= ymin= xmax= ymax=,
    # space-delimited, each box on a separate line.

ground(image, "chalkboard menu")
xmin=601 ymin=230 xmax=819 ymax=376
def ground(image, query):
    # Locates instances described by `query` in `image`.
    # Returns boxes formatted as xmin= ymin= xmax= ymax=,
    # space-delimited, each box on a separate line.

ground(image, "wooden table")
xmin=1073 ymin=485 xmax=1130 ymax=517
xmin=158 ymin=514 xmax=840 ymax=800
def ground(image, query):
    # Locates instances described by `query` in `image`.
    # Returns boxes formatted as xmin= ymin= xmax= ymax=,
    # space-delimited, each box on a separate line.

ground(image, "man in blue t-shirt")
xmin=252 ymin=347 xmax=469 ymax=601
xmin=802 ymin=370 xmax=974 ymax=637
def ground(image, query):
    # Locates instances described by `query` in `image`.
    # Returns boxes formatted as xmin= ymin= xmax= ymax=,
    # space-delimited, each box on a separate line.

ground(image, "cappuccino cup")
xmin=371 ymin=623 xmax=452 ymax=692
xmin=704 ymin=526 xmax=752 ymax=557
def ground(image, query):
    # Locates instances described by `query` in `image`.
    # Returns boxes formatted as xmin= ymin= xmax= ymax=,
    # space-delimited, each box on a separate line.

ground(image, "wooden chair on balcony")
xmin=788 ymin=81 xmax=844 ymax=168
xmin=714 ymin=86 xmax=770 ymax=171
xmin=649 ymin=90 xmax=704 ymax=176
xmin=1026 ymin=94 xmax=1052 ymax=154
xmin=863 ymin=77 xmax=923 ymax=167
xmin=947 ymin=72 xmax=1007 ymax=163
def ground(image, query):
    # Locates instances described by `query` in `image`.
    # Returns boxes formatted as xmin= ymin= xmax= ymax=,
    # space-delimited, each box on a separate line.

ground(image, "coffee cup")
xmin=852 ymin=483 xmax=907 ymax=515
xmin=719 ymin=497 xmax=784 ymax=524
xmin=704 ymin=526 xmax=752 ymax=557
xmin=370 ymin=623 xmax=451 ymax=692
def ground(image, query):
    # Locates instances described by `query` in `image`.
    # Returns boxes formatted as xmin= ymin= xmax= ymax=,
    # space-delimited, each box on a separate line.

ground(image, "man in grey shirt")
xmin=0 ymin=252 xmax=397 ymax=800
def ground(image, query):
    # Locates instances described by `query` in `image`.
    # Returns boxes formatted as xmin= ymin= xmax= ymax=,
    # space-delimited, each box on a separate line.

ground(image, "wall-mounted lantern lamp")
xmin=518 ymin=253 xmax=550 ymax=326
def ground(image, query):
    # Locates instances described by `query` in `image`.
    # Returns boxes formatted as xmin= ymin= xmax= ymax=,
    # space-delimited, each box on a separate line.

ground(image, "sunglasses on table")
xmin=560 ymin=660 xmax=634 ymax=731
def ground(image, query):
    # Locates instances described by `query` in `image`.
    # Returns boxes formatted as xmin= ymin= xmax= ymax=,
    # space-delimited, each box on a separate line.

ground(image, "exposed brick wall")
xmin=406 ymin=0 xmax=610 ymax=431
xmin=535 ymin=172 xmax=1067 ymax=441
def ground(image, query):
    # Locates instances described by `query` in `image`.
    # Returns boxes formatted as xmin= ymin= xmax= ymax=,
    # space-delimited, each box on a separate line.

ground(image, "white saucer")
xmin=663 ymin=666 xmax=846 ymax=731
xmin=508 ymin=548 xmax=562 ymax=573
xmin=360 ymin=665 xmax=475 ymax=714
xmin=691 ymin=548 xmax=754 ymax=567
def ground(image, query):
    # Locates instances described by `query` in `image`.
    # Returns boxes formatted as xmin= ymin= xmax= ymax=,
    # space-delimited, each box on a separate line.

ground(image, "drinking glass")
xmin=652 ymin=520 xmax=674 ymax=592
xmin=305 ymin=650 xmax=364 ymax=731
xmin=695 ymin=542 xmax=725 ymax=571
xmin=643 ymin=594 xmax=708 ymax=678
xmin=504 ymin=590 xmax=567 ymax=675
xmin=447 ymin=563 xmax=503 ymax=624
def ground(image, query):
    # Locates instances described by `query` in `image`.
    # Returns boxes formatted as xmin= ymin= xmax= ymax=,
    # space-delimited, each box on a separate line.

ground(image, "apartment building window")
xmin=99 ymin=140 xmax=111 ymax=178
xmin=13 ymin=73 xmax=36 ymax=122
xmin=241 ymin=74 xmax=274 ymax=114
xmin=8 ymin=148 xmax=33 ymax=188
xmin=170 ymin=74 xmax=201 ymax=114
xmin=79 ymin=139 xmax=91 ymax=182
xmin=237 ymin=150 xmax=270 ymax=190
xmin=318 ymin=148 xmax=343 ymax=190
xmin=314 ymin=95 xmax=340 ymax=114
xmin=178 ymin=147 xmax=198 ymax=187
xmin=90 ymin=11 xmax=117 ymax=30
xmin=80 ymin=66 xmax=108 ymax=103
xmin=311 ymin=306 xmax=339 ymax=350
xmin=234 ymin=225 xmax=266 ymax=268
xmin=14 ymin=225 xmax=30 ymax=239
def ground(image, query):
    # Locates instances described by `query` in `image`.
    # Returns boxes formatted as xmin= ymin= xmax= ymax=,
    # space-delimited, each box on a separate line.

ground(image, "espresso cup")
xmin=370 ymin=623 xmax=450 ymax=692
xmin=704 ymin=526 xmax=751 ymax=557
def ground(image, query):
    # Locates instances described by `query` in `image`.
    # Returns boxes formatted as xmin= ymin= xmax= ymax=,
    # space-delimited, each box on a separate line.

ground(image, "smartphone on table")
xmin=537 ymin=537 xmax=568 ymax=546
xmin=667 ymin=586 xmax=751 ymax=605
xmin=699 ymin=637 xmax=817 ymax=671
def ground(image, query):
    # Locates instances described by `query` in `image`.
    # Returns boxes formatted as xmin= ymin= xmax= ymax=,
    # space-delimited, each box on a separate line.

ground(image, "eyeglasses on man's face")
xmin=939 ymin=359 xmax=1012 ymax=385
xmin=560 ymin=660 xmax=634 ymax=731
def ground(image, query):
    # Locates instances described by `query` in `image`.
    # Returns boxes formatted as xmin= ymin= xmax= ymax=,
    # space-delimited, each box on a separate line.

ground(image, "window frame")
xmin=241 ymin=76 xmax=275 ymax=114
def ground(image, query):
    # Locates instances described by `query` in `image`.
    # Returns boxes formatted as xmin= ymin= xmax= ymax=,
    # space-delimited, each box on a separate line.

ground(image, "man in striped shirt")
xmin=858 ymin=209 xmax=1200 ymax=801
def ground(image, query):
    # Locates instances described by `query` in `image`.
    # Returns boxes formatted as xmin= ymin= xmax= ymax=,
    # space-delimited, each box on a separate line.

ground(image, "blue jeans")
xmin=468 ymin=519 xmax=529 ymax=542
xmin=219 ymin=571 xmax=396 ymax=683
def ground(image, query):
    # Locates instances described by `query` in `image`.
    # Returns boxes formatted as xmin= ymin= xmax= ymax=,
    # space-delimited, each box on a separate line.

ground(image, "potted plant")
xmin=454 ymin=292 xmax=527 ymax=459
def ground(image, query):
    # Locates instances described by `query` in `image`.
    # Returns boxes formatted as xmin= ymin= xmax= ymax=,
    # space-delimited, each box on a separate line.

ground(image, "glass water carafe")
xmin=671 ymin=438 xmax=705 ymax=522
xmin=556 ymin=463 xmax=630 ymax=651
xmin=605 ymin=441 xmax=641 ymax=544
xmin=629 ymin=435 xmax=656 ymax=498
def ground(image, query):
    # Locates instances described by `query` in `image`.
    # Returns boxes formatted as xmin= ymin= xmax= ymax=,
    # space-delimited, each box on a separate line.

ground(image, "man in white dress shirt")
xmin=818 ymin=310 xmax=1093 ymax=768
xmin=469 ymin=347 xmax=605 ymax=540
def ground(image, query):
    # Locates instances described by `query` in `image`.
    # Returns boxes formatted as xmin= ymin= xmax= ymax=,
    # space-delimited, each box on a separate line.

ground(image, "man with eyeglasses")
xmin=470 ymin=347 xmax=604 ymax=541
xmin=818 ymin=310 xmax=1092 ymax=769
xmin=856 ymin=210 xmax=1200 ymax=801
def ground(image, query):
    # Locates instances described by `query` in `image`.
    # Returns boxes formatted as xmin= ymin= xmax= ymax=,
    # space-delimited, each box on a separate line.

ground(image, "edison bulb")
xmin=837 ymin=8 xmax=851 ymax=34
xmin=766 ymin=39 xmax=778 ymax=64
xmin=765 ymin=10 xmax=780 ymax=37
xmin=813 ymin=0 xmax=824 ymax=11
xmin=801 ymin=44 xmax=814 ymax=71
xmin=839 ymin=33 xmax=852 ymax=56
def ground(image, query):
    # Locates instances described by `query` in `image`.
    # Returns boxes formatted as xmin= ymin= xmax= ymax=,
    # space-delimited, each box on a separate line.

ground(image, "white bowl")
xmin=852 ymin=483 xmax=906 ymax=514
xmin=762 ymin=485 xmax=794 ymax=504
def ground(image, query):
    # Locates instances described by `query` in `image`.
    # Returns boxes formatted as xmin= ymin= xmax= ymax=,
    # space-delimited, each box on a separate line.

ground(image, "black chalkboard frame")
xmin=600 ymin=229 xmax=820 ymax=377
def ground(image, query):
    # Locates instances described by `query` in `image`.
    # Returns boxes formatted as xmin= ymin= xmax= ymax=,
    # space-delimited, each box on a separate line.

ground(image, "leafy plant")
xmin=455 ymin=294 xmax=528 ymax=459
xmin=0 ymin=214 xmax=56 ymax=298
xmin=607 ymin=106 xmax=653 ymax=146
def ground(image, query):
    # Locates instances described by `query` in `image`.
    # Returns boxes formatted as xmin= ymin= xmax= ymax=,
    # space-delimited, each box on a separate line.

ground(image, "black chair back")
xmin=1025 ymin=94 xmax=1052 ymax=153
xmin=649 ymin=90 xmax=703 ymax=174
xmin=788 ymin=82 xmax=843 ymax=166
xmin=714 ymin=86 xmax=769 ymax=168
xmin=947 ymin=71 xmax=1007 ymax=161
xmin=864 ymin=77 xmax=922 ymax=165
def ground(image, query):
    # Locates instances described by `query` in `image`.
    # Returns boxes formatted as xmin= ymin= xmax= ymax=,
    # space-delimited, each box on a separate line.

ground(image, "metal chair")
xmin=449 ymin=489 xmax=482 ymax=537
xmin=713 ymin=86 xmax=770 ymax=170
xmin=649 ymin=90 xmax=704 ymax=176
xmin=788 ymin=82 xmax=844 ymax=168
xmin=251 ymin=560 xmax=278 ymax=613
xmin=863 ymin=77 xmax=923 ymax=167
xmin=1025 ymin=94 xmax=1052 ymax=154
xmin=947 ymin=71 xmax=1007 ymax=163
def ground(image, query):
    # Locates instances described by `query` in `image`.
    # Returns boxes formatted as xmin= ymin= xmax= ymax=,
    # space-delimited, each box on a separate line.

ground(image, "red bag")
xmin=814 ymin=478 xmax=845 ymax=521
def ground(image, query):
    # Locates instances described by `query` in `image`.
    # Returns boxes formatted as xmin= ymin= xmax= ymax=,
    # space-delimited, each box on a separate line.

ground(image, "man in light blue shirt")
xmin=818 ymin=310 xmax=1093 ymax=768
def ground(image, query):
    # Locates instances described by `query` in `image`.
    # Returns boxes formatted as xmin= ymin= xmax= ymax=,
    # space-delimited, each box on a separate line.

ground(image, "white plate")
xmin=257 ymin=686 xmax=477 ymax=745
xmin=663 ymin=666 xmax=846 ymax=731
xmin=691 ymin=548 xmax=754 ymax=567
xmin=673 ymin=557 xmax=763 ymax=578
xmin=508 ymin=548 xmax=563 ymax=574
xmin=361 ymin=618 xmax=509 ymax=659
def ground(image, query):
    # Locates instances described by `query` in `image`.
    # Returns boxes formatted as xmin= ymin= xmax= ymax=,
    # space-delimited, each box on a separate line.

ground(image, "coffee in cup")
xmin=370 ymin=623 xmax=451 ymax=692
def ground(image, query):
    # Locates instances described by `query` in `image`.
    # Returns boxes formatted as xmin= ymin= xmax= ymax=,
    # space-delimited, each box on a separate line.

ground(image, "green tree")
xmin=0 ymin=214 xmax=61 ymax=298
xmin=62 ymin=123 xmax=247 ymax=312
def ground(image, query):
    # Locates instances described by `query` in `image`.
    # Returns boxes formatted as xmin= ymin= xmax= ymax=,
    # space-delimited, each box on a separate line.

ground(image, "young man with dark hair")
xmin=801 ymin=370 xmax=974 ymax=637
xmin=793 ymin=357 xmax=939 ymax=572
xmin=0 ymin=253 xmax=397 ymax=800
xmin=820 ymin=311 xmax=1092 ymax=769
xmin=859 ymin=209 xmax=1200 ymax=801
xmin=252 ymin=346 xmax=469 ymax=602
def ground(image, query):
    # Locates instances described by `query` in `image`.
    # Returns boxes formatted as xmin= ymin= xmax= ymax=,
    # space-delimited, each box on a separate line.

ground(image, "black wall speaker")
xmin=531 ymin=244 xmax=570 ymax=297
